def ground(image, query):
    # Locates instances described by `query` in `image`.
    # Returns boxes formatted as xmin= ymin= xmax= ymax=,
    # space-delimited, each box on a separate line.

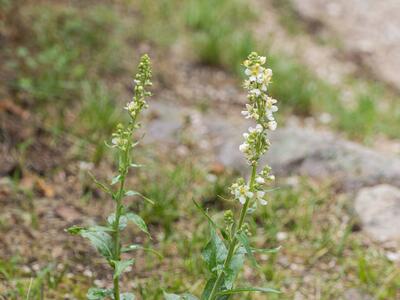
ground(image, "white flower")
xmin=249 ymin=75 xmax=256 ymax=82
xmin=260 ymin=56 xmax=266 ymax=64
xmin=232 ymin=183 xmax=254 ymax=204
xmin=124 ymin=101 xmax=135 ymax=111
xmin=255 ymin=124 xmax=263 ymax=133
xmin=111 ymin=137 xmax=120 ymax=146
xmin=250 ymin=89 xmax=261 ymax=96
xmin=266 ymin=111 xmax=274 ymax=121
xmin=257 ymin=73 xmax=264 ymax=84
xmin=257 ymin=191 xmax=265 ymax=198
xmin=259 ymin=199 xmax=268 ymax=206
xmin=239 ymin=143 xmax=249 ymax=153
xmin=269 ymin=120 xmax=277 ymax=131
xmin=245 ymin=68 xmax=252 ymax=76
xmin=256 ymin=176 xmax=265 ymax=184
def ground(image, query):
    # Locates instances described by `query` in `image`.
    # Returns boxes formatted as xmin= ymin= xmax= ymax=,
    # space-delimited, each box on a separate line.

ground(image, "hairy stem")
xmin=207 ymin=165 xmax=257 ymax=300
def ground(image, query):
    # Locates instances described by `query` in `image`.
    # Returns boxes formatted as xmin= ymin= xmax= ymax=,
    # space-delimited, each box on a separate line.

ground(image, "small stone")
xmin=344 ymin=288 xmax=373 ymax=300
xmin=355 ymin=184 xmax=400 ymax=244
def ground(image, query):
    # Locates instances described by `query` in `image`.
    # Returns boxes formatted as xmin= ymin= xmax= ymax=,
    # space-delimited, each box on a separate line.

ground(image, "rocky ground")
xmin=1 ymin=0 xmax=400 ymax=299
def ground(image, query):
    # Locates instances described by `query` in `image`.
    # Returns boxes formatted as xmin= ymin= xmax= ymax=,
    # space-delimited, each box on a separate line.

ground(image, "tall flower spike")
xmin=239 ymin=52 xmax=278 ymax=165
xmin=234 ymin=52 xmax=278 ymax=206
xmin=202 ymin=53 xmax=280 ymax=300
xmin=125 ymin=54 xmax=152 ymax=122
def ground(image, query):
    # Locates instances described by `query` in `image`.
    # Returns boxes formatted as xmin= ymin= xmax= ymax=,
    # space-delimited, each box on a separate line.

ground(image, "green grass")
xmin=267 ymin=52 xmax=400 ymax=141
xmin=184 ymin=0 xmax=255 ymax=74
xmin=128 ymin=160 xmax=400 ymax=299
xmin=13 ymin=5 xmax=122 ymax=105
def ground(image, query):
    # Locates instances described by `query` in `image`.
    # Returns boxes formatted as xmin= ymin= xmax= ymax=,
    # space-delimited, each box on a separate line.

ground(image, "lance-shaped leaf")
xmin=202 ymin=226 xmax=227 ymax=274
xmin=193 ymin=200 xmax=229 ymax=241
xmin=66 ymin=225 xmax=85 ymax=235
xmin=87 ymin=287 xmax=113 ymax=300
xmin=124 ymin=190 xmax=154 ymax=205
xmin=200 ymin=277 xmax=216 ymax=300
xmin=111 ymin=174 xmax=121 ymax=185
xmin=121 ymin=244 xmax=162 ymax=258
xmin=88 ymin=172 xmax=112 ymax=196
xmin=237 ymin=232 xmax=258 ymax=268
xmin=253 ymin=246 xmax=281 ymax=254
xmin=112 ymin=259 xmax=134 ymax=279
xmin=216 ymin=286 xmax=281 ymax=296
xmin=130 ymin=163 xmax=144 ymax=168
xmin=80 ymin=229 xmax=114 ymax=259
xmin=125 ymin=212 xmax=151 ymax=237
xmin=164 ymin=292 xmax=199 ymax=300
xmin=223 ymin=247 xmax=245 ymax=290
xmin=193 ymin=200 xmax=217 ymax=229
xmin=107 ymin=213 xmax=128 ymax=230
xmin=120 ymin=292 xmax=135 ymax=300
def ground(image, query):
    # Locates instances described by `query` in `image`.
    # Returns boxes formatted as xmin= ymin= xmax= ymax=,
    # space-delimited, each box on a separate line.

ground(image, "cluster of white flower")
xmin=124 ymin=54 xmax=152 ymax=121
xmin=241 ymin=52 xmax=278 ymax=130
xmin=230 ymin=165 xmax=275 ymax=206
xmin=232 ymin=52 xmax=278 ymax=206
xmin=112 ymin=55 xmax=152 ymax=151
xmin=111 ymin=123 xmax=132 ymax=151
xmin=239 ymin=52 xmax=278 ymax=164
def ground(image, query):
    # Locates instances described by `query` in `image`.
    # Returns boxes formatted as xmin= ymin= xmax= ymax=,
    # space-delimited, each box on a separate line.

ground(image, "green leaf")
xmin=125 ymin=212 xmax=151 ymax=237
xmin=111 ymin=174 xmax=121 ymax=185
xmin=66 ymin=225 xmax=85 ymax=235
xmin=130 ymin=163 xmax=144 ymax=168
xmin=88 ymin=172 xmax=112 ymax=195
xmin=163 ymin=292 xmax=198 ymax=300
xmin=224 ymin=247 xmax=245 ymax=290
xmin=121 ymin=244 xmax=163 ymax=258
xmin=200 ymin=277 xmax=217 ymax=300
xmin=87 ymin=287 xmax=113 ymax=300
xmin=253 ymin=246 xmax=281 ymax=254
xmin=202 ymin=226 xmax=227 ymax=273
xmin=124 ymin=190 xmax=154 ymax=204
xmin=112 ymin=259 xmax=134 ymax=279
xmin=120 ymin=292 xmax=135 ymax=300
xmin=80 ymin=230 xmax=114 ymax=259
xmin=90 ymin=225 xmax=115 ymax=232
xmin=193 ymin=200 xmax=217 ymax=229
xmin=216 ymin=287 xmax=281 ymax=295
xmin=163 ymin=292 xmax=181 ymax=300
xmin=124 ymin=190 xmax=141 ymax=197
xmin=107 ymin=213 xmax=128 ymax=230
xmin=237 ymin=232 xmax=258 ymax=268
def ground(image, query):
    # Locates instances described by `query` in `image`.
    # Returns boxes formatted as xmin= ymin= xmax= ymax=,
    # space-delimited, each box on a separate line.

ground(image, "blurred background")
xmin=0 ymin=0 xmax=399 ymax=299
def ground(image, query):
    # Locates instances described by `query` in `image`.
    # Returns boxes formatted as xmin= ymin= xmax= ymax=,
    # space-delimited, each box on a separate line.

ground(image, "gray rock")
xmin=218 ymin=125 xmax=400 ymax=192
xmin=355 ymin=185 xmax=400 ymax=244
xmin=145 ymin=101 xmax=400 ymax=192
xmin=343 ymin=288 xmax=373 ymax=300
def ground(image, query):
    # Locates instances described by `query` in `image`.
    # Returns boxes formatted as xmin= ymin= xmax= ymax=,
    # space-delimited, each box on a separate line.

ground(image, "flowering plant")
xmin=67 ymin=54 xmax=155 ymax=300
xmin=165 ymin=52 xmax=280 ymax=300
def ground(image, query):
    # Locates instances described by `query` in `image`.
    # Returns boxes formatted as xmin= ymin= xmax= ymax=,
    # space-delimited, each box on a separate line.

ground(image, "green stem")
xmin=113 ymin=153 xmax=128 ymax=300
xmin=207 ymin=165 xmax=257 ymax=300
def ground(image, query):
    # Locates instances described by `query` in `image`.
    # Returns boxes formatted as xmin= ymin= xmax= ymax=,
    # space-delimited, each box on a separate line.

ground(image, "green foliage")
xmin=14 ymin=5 xmax=121 ymax=104
xmin=138 ymin=164 xmax=192 ymax=237
xmin=184 ymin=0 xmax=255 ymax=74
xmin=67 ymin=55 xmax=153 ymax=300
